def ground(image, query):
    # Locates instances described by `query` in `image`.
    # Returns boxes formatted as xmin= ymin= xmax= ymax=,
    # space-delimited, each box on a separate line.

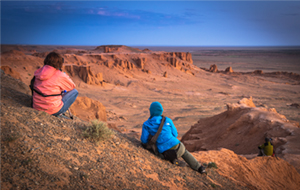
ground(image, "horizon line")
xmin=2 ymin=44 xmax=300 ymax=48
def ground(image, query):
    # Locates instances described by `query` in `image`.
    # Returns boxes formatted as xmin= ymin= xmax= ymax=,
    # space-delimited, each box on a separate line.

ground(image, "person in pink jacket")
xmin=32 ymin=52 xmax=78 ymax=116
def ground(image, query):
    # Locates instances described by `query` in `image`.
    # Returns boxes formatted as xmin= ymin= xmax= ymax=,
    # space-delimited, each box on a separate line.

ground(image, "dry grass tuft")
xmin=83 ymin=120 xmax=114 ymax=143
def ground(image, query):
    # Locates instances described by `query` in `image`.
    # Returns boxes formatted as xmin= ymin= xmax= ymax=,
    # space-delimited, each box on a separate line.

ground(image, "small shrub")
xmin=211 ymin=183 xmax=216 ymax=188
xmin=83 ymin=120 xmax=114 ymax=143
xmin=208 ymin=162 xmax=218 ymax=169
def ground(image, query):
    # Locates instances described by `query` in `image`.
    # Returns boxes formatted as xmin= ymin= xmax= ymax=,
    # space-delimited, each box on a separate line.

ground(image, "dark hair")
xmin=44 ymin=52 xmax=64 ymax=70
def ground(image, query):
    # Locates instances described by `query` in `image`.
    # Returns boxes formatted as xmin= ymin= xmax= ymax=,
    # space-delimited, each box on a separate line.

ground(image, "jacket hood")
xmin=149 ymin=101 xmax=163 ymax=118
xmin=34 ymin=65 xmax=57 ymax=81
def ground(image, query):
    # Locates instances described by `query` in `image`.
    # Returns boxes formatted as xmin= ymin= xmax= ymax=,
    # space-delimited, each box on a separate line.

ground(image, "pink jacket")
xmin=33 ymin=65 xmax=76 ymax=115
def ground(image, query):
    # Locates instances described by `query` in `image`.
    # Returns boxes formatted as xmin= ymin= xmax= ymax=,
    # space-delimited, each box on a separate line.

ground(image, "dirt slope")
xmin=1 ymin=71 xmax=245 ymax=190
xmin=193 ymin=149 xmax=300 ymax=190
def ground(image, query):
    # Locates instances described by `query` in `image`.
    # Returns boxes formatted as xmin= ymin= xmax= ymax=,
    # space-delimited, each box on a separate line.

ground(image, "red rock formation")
xmin=163 ymin=71 xmax=168 ymax=77
xmin=94 ymin=45 xmax=125 ymax=53
xmin=186 ymin=52 xmax=193 ymax=64
xmin=155 ymin=53 xmax=165 ymax=61
xmin=167 ymin=57 xmax=181 ymax=69
xmin=225 ymin=67 xmax=233 ymax=73
xmin=136 ymin=58 xmax=146 ymax=69
xmin=70 ymin=96 xmax=107 ymax=122
xmin=209 ymin=64 xmax=218 ymax=72
xmin=104 ymin=60 xmax=114 ymax=68
xmin=115 ymin=59 xmax=135 ymax=70
xmin=88 ymin=55 xmax=102 ymax=60
xmin=143 ymin=48 xmax=151 ymax=52
xmin=181 ymin=98 xmax=295 ymax=155
xmin=164 ymin=52 xmax=193 ymax=64
xmin=238 ymin=97 xmax=256 ymax=107
xmin=142 ymin=69 xmax=151 ymax=74
xmin=63 ymin=65 xmax=105 ymax=86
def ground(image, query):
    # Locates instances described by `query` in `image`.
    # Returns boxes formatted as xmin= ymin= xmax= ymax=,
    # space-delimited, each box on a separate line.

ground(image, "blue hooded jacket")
xmin=141 ymin=102 xmax=180 ymax=153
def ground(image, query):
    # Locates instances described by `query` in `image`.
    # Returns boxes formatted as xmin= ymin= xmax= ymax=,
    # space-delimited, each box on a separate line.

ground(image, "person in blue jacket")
xmin=141 ymin=101 xmax=206 ymax=174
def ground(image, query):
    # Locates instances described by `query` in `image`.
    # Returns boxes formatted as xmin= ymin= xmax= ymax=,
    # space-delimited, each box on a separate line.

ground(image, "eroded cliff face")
xmin=1 ymin=45 xmax=195 ymax=86
xmin=63 ymin=65 xmax=105 ymax=86
xmin=61 ymin=49 xmax=195 ymax=85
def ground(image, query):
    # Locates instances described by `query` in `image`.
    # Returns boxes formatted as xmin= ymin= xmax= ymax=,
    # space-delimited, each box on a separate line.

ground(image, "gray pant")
xmin=177 ymin=142 xmax=201 ymax=171
xmin=158 ymin=143 xmax=201 ymax=171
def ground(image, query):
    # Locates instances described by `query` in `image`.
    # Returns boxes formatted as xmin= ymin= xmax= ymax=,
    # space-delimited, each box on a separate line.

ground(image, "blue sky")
xmin=2 ymin=1 xmax=300 ymax=46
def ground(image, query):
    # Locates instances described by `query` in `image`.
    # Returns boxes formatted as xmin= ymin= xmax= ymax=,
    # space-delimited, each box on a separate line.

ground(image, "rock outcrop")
xmin=135 ymin=58 xmax=146 ymax=69
xmin=163 ymin=71 xmax=168 ymax=77
xmin=70 ymin=96 xmax=107 ymax=122
xmin=167 ymin=57 xmax=181 ymax=69
xmin=164 ymin=52 xmax=193 ymax=64
xmin=63 ymin=65 xmax=105 ymax=86
xmin=114 ymin=59 xmax=136 ymax=70
xmin=225 ymin=67 xmax=233 ymax=73
xmin=181 ymin=97 xmax=297 ymax=156
xmin=209 ymin=64 xmax=218 ymax=72
xmin=95 ymin=45 xmax=123 ymax=53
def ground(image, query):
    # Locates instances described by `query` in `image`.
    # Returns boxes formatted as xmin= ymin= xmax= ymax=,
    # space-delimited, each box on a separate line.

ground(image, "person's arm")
xmin=169 ymin=119 xmax=178 ymax=138
xmin=258 ymin=144 xmax=265 ymax=149
xmin=59 ymin=72 xmax=76 ymax=91
xmin=141 ymin=124 xmax=150 ymax=144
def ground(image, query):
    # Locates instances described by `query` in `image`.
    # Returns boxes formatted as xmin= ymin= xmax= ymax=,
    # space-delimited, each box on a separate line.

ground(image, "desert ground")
xmin=1 ymin=45 xmax=300 ymax=189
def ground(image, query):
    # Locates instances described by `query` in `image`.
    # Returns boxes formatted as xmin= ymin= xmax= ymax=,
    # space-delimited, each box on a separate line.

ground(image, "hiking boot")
xmin=198 ymin=165 xmax=207 ymax=174
xmin=57 ymin=113 xmax=71 ymax=120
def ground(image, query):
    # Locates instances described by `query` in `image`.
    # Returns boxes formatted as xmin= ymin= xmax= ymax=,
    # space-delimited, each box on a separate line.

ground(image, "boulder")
xmin=238 ymin=96 xmax=256 ymax=107
xmin=163 ymin=71 xmax=168 ymax=78
xmin=142 ymin=69 xmax=151 ymax=74
xmin=225 ymin=67 xmax=234 ymax=73
xmin=209 ymin=64 xmax=218 ymax=72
